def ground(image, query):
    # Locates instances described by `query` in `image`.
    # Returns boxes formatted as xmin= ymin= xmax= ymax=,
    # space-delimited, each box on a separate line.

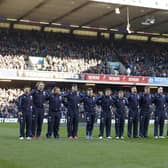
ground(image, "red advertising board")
xmin=84 ymin=74 xmax=148 ymax=84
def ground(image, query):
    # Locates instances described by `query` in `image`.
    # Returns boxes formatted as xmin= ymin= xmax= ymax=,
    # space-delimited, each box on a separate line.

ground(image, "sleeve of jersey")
xmin=95 ymin=96 xmax=103 ymax=105
xmin=139 ymin=95 xmax=143 ymax=107
xmin=151 ymin=94 xmax=156 ymax=104
xmin=46 ymin=91 xmax=50 ymax=100
xmin=30 ymin=89 xmax=35 ymax=96
xmin=17 ymin=96 xmax=23 ymax=112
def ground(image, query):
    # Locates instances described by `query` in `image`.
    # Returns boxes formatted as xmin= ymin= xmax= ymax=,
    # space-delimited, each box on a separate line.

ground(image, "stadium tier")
xmin=0 ymin=28 xmax=167 ymax=77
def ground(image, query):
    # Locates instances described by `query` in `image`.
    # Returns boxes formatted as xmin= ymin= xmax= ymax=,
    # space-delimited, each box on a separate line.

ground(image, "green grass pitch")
xmin=0 ymin=123 xmax=168 ymax=168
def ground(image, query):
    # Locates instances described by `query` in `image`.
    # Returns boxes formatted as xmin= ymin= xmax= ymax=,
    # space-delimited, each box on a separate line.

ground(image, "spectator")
xmin=0 ymin=28 xmax=167 ymax=77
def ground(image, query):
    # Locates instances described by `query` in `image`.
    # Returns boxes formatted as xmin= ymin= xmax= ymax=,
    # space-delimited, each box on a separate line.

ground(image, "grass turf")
xmin=0 ymin=123 xmax=168 ymax=168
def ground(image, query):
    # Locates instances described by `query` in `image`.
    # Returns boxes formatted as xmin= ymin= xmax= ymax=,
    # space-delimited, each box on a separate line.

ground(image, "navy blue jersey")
xmin=139 ymin=93 xmax=152 ymax=112
xmin=18 ymin=94 xmax=33 ymax=113
xmin=153 ymin=94 xmax=168 ymax=116
xmin=128 ymin=93 xmax=140 ymax=116
xmin=82 ymin=96 xmax=97 ymax=114
xmin=99 ymin=95 xmax=114 ymax=117
xmin=30 ymin=89 xmax=49 ymax=108
xmin=63 ymin=91 xmax=82 ymax=114
xmin=114 ymin=96 xmax=128 ymax=117
xmin=48 ymin=94 xmax=63 ymax=112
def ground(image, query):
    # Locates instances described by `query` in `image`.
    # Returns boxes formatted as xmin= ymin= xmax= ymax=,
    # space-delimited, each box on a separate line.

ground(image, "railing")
xmin=0 ymin=69 xmax=168 ymax=86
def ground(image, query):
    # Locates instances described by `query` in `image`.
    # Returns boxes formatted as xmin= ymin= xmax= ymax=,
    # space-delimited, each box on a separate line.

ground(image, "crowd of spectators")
xmin=34 ymin=55 xmax=101 ymax=73
xmin=0 ymin=88 xmax=23 ymax=118
xmin=0 ymin=55 xmax=27 ymax=70
xmin=116 ymin=42 xmax=168 ymax=77
xmin=0 ymin=28 xmax=167 ymax=77
xmin=0 ymin=29 xmax=114 ymax=59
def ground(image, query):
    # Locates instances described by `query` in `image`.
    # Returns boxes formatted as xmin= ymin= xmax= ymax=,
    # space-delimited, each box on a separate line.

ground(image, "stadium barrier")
xmin=149 ymin=77 xmax=168 ymax=85
xmin=84 ymin=73 xmax=149 ymax=84
xmin=0 ymin=118 xmax=67 ymax=123
xmin=0 ymin=118 xmax=157 ymax=124
xmin=0 ymin=69 xmax=168 ymax=86
xmin=17 ymin=70 xmax=80 ymax=80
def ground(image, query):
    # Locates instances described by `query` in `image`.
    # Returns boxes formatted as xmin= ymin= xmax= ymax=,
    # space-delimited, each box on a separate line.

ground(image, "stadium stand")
xmin=0 ymin=88 xmax=23 ymax=118
xmin=0 ymin=28 xmax=167 ymax=77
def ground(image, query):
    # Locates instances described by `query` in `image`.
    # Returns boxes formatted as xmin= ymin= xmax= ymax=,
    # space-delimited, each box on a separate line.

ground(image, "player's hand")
xmin=18 ymin=112 xmax=23 ymax=116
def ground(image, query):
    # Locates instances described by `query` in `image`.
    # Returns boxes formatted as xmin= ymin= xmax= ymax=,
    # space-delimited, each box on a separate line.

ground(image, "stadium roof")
xmin=0 ymin=0 xmax=168 ymax=33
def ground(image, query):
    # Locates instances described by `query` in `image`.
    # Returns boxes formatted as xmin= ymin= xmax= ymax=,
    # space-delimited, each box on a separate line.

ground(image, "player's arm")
xmin=17 ymin=96 xmax=23 ymax=116
xmin=79 ymin=92 xmax=86 ymax=103
xmin=95 ymin=95 xmax=103 ymax=105
xmin=45 ymin=90 xmax=51 ymax=101
xmin=29 ymin=89 xmax=35 ymax=97
xmin=166 ymin=94 xmax=168 ymax=103
xmin=61 ymin=92 xmax=69 ymax=107
xmin=151 ymin=94 xmax=156 ymax=104
xmin=139 ymin=93 xmax=143 ymax=109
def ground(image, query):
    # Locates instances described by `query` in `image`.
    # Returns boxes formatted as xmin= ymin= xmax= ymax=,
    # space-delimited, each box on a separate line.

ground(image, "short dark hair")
xmin=52 ymin=86 xmax=60 ymax=93
xmin=105 ymin=88 xmax=111 ymax=91
xmin=53 ymin=86 xmax=60 ymax=90
xmin=24 ymin=86 xmax=31 ymax=89
xmin=36 ymin=82 xmax=45 ymax=88
xmin=118 ymin=90 xmax=124 ymax=93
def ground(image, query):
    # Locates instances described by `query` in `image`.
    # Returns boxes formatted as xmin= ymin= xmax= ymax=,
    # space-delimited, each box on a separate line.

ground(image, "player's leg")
xmin=19 ymin=115 xmax=25 ymax=139
xmin=46 ymin=113 xmax=53 ymax=138
xmin=99 ymin=115 xmax=105 ymax=138
xmin=128 ymin=115 xmax=133 ymax=138
xmin=106 ymin=117 xmax=111 ymax=138
xmin=36 ymin=108 xmax=44 ymax=138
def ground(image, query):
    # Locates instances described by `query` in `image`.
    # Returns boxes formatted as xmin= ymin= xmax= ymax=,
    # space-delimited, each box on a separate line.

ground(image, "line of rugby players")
xmin=17 ymin=82 xmax=168 ymax=140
